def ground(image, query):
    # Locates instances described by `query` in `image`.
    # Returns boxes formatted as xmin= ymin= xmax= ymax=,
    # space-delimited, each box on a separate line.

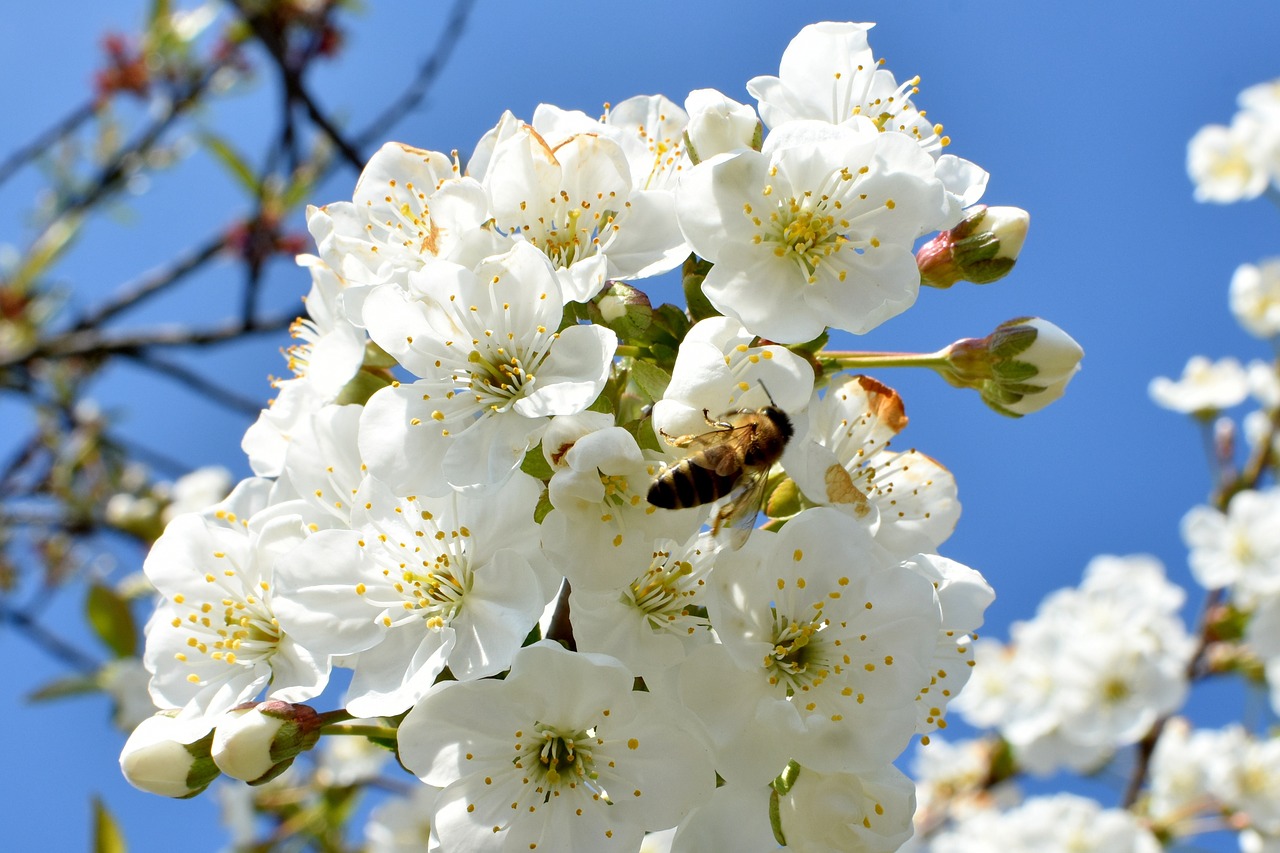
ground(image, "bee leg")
xmin=702 ymin=408 xmax=733 ymax=430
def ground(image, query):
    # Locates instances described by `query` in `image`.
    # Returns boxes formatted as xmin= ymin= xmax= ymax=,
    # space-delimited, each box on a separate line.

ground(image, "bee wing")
xmin=712 ymin=466 xmax=771 ymax=550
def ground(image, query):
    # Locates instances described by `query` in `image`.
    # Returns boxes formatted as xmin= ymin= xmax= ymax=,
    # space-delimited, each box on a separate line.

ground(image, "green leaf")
xmin=93 ymin=798 xmax=128 ymax=853
xmin=587 ymin=392 xmax=615 ymax=415
xmin=86 ymin=582 xmax=137 ymax=659
xmin=198 ymin=132 xmax=259 ymax=194
xmin=681 ymin=256 xmax=720 ymax=322
xmin=520 ymin=444 xmax=554 ymax=481
xmin=28 ymin=673 xmax=101 ymax=703
xmin=628 ymin=359 xmax=671 ymax=404
xmin=533 ymin=488 xmax=554 ymax=524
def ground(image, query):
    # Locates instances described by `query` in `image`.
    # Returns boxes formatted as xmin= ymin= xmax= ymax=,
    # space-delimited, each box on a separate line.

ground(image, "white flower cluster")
xmin=1146 ymin=718 xmax=1280 ymax=844
xmin=122 ymin=21 xmax=1002 ymax=850
xmin=951 ymin=555 xmax=1193 ymax=775
xmin=923 ymin=793 xmax=1161 ymax=853
xmin=1183 ymin=483 xmax=1280 ymax=713
xmin=1187 ymin=78 xmax=1280 ymax=204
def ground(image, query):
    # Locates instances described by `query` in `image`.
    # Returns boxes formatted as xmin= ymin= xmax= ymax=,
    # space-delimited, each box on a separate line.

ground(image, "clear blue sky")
xmin=3 ymin=2 xmax=1278 ymax=849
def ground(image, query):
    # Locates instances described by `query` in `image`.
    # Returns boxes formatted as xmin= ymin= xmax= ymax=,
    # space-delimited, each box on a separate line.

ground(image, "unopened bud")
xmin=684 ymin=88 xmax=762 ymax=163
xmin=917 ymin=205 xmax=1030 ymax=288
xmin=211 ymin=700 xmax=322 ymax=784
xmin=119 ymin=713 xmax=219 ymax=798
xmin=942 ymin=317 xmax=1083 ymax=416
xmin=588 ymin=281 xmax=652 ymax=340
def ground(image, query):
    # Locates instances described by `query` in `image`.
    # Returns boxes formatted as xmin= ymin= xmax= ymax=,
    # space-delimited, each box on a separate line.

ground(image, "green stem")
xmin=615 ymin=344 xmax=646 ymax=359
xmin=321 ymin=723 xmax=400 ymax=740
xmin=820 ymin=349 xmax=950 ymax=371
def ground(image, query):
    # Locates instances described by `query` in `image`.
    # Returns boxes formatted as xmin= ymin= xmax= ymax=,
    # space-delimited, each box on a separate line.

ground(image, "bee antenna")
xmin=757 ymin=380 xmax=777 ymax=406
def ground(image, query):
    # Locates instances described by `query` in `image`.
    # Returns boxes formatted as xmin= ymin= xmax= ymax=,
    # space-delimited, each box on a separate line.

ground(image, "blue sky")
xmin=3 ymin=1 xmax=1280 ymax=849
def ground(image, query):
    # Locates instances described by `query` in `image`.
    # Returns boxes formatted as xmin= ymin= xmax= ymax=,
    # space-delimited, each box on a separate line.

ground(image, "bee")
xmin=647 ymin=402 xmax=794 ymax=548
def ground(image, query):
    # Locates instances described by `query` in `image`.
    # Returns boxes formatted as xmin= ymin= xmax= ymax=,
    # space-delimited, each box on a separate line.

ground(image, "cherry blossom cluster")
xmin=1188 ymin=78 xmax=1280 ymax=204
xmin=114 ymin=21 xmax=1086 ymax=851
xmin=949 ymin=555 xmax=1194 ymax=775
xmin=905 ymin=80 xmax=1280 ymax=853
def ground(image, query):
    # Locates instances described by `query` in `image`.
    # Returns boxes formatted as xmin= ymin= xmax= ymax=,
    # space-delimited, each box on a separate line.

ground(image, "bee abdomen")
xmin=648 ymin=462 xmax=737 ymax=509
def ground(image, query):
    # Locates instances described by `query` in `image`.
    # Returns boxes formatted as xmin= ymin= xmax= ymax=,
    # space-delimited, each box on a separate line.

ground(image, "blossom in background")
xmin=1149 ymin=355 xmax=1250 ymax=414
xmin=1181 ymin=486 xmax=1280 ymax=601
xmin=951 ymin=555 xmax=1192 ymax=775
xmin=1231 ymin=258 xmax=1280 ymax=339
xmin=928 ymin=793 xmax=1162 ymax=853
xmin=1187 ymin=113 xmax=1277 ymax=203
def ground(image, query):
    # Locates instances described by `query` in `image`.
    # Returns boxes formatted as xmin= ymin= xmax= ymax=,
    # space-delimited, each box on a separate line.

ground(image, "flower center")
xmin=467 ymin=347 xmax=535 ymax=412
xmin=629 ymin=548 xmax=710 ymax=636
xmin=766 ymin=612 xmax=833 ymax=695
xmin=525 ymin=205 xmax=620 ymax=270
xmin=515 ymin=723 xmax=606 ymax=801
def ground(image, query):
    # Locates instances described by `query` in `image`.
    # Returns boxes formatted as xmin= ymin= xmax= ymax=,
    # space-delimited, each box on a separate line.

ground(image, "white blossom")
xmin=398 ymin=641 xmax=715 ymax=852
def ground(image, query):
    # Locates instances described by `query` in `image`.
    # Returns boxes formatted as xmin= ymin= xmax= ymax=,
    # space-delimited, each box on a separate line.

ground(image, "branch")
xmin=69 ymin=231 xmax=231 ymax=331
xmin=4 ymin=313 xmax=295 ymax=367
xmin=231 ymin=1 xmax=365 ymax=172
xmin=355 ymin=0 xmax=478 ymax=149
xmin=54 ymin=62 xmax=227 ymax=222
xmin=0 ymin=99 xmax=99 ymax=189
xmin=0 ymin=602 xmax=100 ymax=674
xmin=119 ymin=349 xmax=266 ymax=417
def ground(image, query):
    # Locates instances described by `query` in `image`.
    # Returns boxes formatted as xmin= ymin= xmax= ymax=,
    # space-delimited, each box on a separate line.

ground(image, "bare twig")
xmin=230 ymin=1 xmax=366 ymax=172
xmin=0 ymin=100 xmax=99 ymax=189
xmin=119 ymin=349 xmax=266 ymax=416
xmin=6 ymin=313 xmax=295 ymax=367
xmin=69 ymin=232 xmax=231 ymax=332
xmin=0 ymin=602 xmax=100 ymax=674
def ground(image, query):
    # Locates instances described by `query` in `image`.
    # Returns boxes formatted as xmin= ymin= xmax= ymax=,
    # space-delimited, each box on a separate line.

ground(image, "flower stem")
xmin=321 ymin=723 xmax=400 ymax=740
xmin=820 ymin=349 xmax=950 ymax=371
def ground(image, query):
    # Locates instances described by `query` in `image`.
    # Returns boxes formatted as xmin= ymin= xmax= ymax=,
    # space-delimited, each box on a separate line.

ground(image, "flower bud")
xmin=941 ymin=317 xmax=1083 ymax=416
xmin=684 ymin=88 xmax=761 ymax=163
xmin=211 ymin=700 xmax=322 ymax=785
xmin=119 ymin=713 xmax=219 ymax=798
xmin=917 ymin=205 xmax=1030 ymax=288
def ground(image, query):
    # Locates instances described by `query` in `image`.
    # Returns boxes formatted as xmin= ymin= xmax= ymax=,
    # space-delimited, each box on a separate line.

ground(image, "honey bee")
xmin=647 ymin=402 xmax=794 ymax=548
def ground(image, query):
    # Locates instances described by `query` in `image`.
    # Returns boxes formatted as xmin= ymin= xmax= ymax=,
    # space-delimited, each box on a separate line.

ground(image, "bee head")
xmin=763 ymin=405 xmax=793 ymax=441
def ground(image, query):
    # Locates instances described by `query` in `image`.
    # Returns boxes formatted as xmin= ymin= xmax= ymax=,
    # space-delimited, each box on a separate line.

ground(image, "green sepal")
xmin=334 ymin=368 xmax=394 ymax=406
xmin=768 ymin=787 xmax=786 ymax=846
xmin=681 ymin=256 xmax=721 ymax=322
xmin=362 ymin=339 xmax=400 ymax=369
xmin=587 ymin=391 xmax=615 ymax=415
xmin=587 ymin=281 xmax=653 ymax=343
xmin=764 ymin=477 xmax=804 ymax=520
xmin=181 ymin=730 xmax=220 ymax=798
xmin=991 ymin=358 xmax=1038 ymax=382
xmin=625 ymin=415 xmax=663 ymax=454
